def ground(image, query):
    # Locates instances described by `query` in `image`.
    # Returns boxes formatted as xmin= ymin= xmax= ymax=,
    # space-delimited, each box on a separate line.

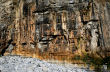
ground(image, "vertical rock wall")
xmin=0 ymin=0 xmax=110 ymax=60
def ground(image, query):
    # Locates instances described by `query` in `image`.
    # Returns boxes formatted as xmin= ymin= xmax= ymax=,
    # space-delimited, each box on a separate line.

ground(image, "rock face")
xmin=0 ymin=0 xmax=15 ymax=56
xmin=0 ymin=0 xmax=110 ymax=60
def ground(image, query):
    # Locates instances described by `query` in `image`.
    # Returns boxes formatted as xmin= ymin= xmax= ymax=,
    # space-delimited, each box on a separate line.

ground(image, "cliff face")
xmin=0 ymin=0 xmax=110 ymax=60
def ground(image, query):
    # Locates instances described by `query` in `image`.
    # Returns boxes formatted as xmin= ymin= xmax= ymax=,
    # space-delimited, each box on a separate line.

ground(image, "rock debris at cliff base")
xmin=0 ymin=55 xmax=94 ymax=72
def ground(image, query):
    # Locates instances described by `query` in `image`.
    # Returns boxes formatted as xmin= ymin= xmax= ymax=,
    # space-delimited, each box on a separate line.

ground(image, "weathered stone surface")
xmin=0 ymin=0 xmax=110 ymax=60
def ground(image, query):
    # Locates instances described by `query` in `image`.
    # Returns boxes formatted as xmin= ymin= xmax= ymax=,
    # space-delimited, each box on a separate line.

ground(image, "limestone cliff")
xmin=0 ymin=0 xmax=110 ymax=61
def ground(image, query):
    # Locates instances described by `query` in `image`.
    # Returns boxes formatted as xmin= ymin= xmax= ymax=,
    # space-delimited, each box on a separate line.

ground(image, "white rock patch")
xmin=0 ymin=56 xmax=94 ymax=72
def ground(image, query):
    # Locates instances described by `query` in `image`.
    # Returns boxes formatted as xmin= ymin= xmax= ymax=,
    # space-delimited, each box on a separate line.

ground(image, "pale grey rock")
xmin=0 ymin=56 xmax=94 ymax=72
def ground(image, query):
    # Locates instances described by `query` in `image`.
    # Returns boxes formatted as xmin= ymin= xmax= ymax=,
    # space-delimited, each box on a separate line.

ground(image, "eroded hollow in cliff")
xmin=23 ymin=3 xmax=30 ymax=17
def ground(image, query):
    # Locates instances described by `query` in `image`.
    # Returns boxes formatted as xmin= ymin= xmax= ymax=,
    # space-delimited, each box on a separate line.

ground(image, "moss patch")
xmin=71 ymin=53 xmax=110 ymax=71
